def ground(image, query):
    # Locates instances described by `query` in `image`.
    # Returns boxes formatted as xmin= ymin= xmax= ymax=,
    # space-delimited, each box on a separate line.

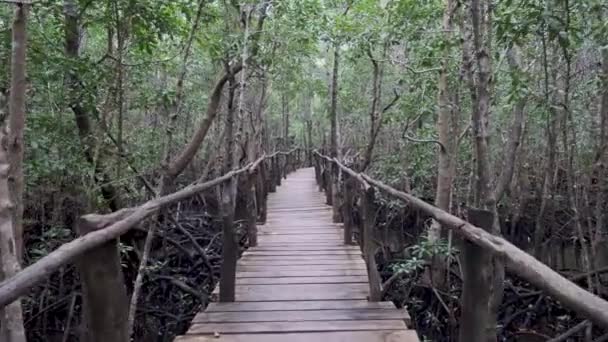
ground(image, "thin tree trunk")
xmin=6 ymin=2 xmax=27 ymax=262
xmin=219 ymin=73 xmax=238 ymax=302
xmin=462 ymin=0 xmax=501 ymax=340
xmin=329 ymin=44 xmax=341 ymax=222
xmin=429 ymin=0 xmax=457 ymax=288
xmin=0 ymin=6 xmax=28 ymax=340
xmin=0 ymin=128 xmax=26 ymax=342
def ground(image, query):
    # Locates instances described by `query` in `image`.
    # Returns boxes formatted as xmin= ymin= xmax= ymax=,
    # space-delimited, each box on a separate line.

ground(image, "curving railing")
xmin=0 ymin=148 xmax=303 ymax=340
xmin=313 ymin=150 xmax=608 ymax=328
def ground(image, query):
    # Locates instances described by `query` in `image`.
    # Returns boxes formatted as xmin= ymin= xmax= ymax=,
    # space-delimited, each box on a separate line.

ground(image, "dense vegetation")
xmin=0 ymin=0 xmax=607 ymax=341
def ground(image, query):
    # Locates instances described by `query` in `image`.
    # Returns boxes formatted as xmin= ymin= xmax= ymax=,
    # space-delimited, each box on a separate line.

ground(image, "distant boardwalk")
xmin=176 ymin=168 xmax=419 ymax=342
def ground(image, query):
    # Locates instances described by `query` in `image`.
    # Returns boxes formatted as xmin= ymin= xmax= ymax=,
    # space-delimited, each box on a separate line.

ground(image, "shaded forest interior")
xmin=0 ymin=0 xmax=607 ymax=341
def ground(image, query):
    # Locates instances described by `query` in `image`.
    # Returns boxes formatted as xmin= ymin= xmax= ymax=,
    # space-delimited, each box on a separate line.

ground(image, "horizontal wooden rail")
xmin=0 ymin=150 xmax=298 ymax=308
xmin=313 ymin=150 xmax=608 ymax=328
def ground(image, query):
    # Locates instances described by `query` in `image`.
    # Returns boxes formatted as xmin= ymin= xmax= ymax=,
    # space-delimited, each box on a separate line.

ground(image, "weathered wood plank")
xmin=258 ymin=236 xmax=344 ymax=242
xmin=258 ymin=231 xmax=342 ymax=236
xmin=237 ymin=264 xmax=366 ymax=272
xmin=239 ymin=260 xmax=363 ymax=266
xmin=233 ymin=283 xmax=369 ymax=301
xmin=188 ymin=320 xmax=408 ymax=335
xmin=205 ymin=300 xmax=396 ymax=312
xmin=236 ymin=276 xmax=368 ymax=285
xmin=176 ymin=331 xmax=419 ymax=342
xmin=241 ymin=254 xmax=362 ymax=261
xmin=236 ymin=269 xmax=368 ymax=278
xmin=193 ymin=309 xmax=409 ymax=323
xmin=245 ymin=250 xmax=360 ymax=255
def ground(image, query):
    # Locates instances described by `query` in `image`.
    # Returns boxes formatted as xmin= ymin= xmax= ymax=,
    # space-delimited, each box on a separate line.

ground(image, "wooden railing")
xmin=313 ymin=150 xmax=608 ymax=328
xmin=0 ymin=148 xmax=303 ymax=340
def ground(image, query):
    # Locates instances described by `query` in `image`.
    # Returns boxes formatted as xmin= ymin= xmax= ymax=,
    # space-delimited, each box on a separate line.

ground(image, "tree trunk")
xmin=429 ymin=0 xmax=458 ymax=288
xmin=329 ymin=44 xmax=341 ymax=222
xmin=219 ymin=75 xmax=239 ymax=302
xmin=6 ymin=4 xmax=27 ymax=262
xmin=361 ymin=48 xmax=381 ymax=171
xmin=464 ymin=0 xmax=502 ymax=339
xmin=0 ymin=130 xmax=26 ymax=342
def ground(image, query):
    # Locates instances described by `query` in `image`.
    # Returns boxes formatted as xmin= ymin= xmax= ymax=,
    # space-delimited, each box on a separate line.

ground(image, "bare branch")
xmin=404 ymin=134 xmax=447 ymax=152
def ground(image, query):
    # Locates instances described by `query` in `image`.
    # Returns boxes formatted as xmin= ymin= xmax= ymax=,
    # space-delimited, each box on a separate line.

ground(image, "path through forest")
xmin=175 ymin=168 xmax=418 ymax=341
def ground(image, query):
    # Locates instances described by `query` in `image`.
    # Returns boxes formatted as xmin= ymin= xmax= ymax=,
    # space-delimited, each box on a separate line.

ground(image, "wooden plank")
xmin=187 ymin=320 xmax=408 ymax=335
xmin=258 ymin=236 xmax=344 ymax=242
xmin=267 ymin=206 xmax=331 ymax=212
xmin=237 ymin=276 xmax=368 ymax=285
xmin=258 ymin=231 xmax=342 ymax=236
xmin=241 ymin=255 xmax=362 ymax=261
xmin=234 ymin=283 xmax=368 ymax=301
xmin=237 ymin=264 xmax=366 ymax=272
xmin=244 ymin=246 xmax=361 ymax=255
xmin=176 ymin=331 xmax=419 ymax=342
xmin=236 ymin=269 xmax=368 ymax=278
xmin=193 ymin=309 xmax=409 ymax=324
xmin=206 ymin=300 xmax=396 ymax=312
xmin=258 ymin=241 xmax=349 ymax=246
xmin=239 ymin=260 xmax=364 ymax=266
xmin=258 ymin=231 xmax=344 ymax=235
xmin=260 ymin=224 xmax=343 ymax=229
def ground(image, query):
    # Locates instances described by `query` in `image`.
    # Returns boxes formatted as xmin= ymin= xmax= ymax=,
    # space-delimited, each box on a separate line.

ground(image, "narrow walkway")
xmin=176 ymin=168 xmax=418 ymax=342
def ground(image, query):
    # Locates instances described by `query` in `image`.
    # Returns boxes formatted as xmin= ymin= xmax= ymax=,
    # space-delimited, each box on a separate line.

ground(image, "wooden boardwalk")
xmin=176 ymin=168 xmax=418 ymax=342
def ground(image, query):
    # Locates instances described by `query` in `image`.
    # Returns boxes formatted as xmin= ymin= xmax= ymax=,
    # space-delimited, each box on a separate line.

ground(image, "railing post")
xmin=236 ymin=174 xmax=258 ymax=247
xmin=274 ymin=155 xmax=282 ymax=186
xmin=313 ymin=154 xmax=321 ymax=186
xmin=360 ymin=187 xmax=382 ymax=301
xmin=267 ymin=158 xmax=277 ymax=193
xmin=219 ymin=176 xmax=238 ymax=302
xmin=332 ymin=165 xmax=343 ymax=223
xmin=282 ymin=153 xmax=288 ymax=179
xmin=76 ymin=217 xmax=129 ymax=342
xmin=342 ymin=174 xmax=354 ymax=245
xmin=256 ymin=161 xmax=268 ymax=224
xmin=459 ymin=208 xmax=493 ymax=342
xmin=323 ymin=160 xmax=333 ymax=205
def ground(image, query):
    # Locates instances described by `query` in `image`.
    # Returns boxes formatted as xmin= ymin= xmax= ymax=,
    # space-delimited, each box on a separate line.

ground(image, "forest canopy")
xmin=0 ymin=0 xmax=607 ymax=341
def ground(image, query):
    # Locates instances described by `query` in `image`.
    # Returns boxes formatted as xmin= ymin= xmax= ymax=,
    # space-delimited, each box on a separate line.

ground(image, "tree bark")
xmin=329 ymin=44 xmax=341 ymax=222
xmin=0 ymin=6 xmax=29 ymax=340
xmin=465 ymin=0 xmax=502 ymax=339
xmin=429 ymin=0 xmax=458 ymax=288
xmin=219 ymin=74 xmax=238 ymax=302
xmin=0 ymin=129 xmax=26 ymax=342
xmin=6 ymin=3 xmax=27 ymax=262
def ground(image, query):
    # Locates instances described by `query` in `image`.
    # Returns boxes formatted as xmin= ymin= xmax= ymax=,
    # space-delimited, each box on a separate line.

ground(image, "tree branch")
xmin=404 ymin=134 xmax=447 ymax=152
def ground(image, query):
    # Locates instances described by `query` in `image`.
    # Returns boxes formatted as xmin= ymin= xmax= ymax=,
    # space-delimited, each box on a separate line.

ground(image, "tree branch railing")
xmin=0 ymin=148 xmax=302 ymax=339
xmin=312 ymin=150 xmax=608 ymax=328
